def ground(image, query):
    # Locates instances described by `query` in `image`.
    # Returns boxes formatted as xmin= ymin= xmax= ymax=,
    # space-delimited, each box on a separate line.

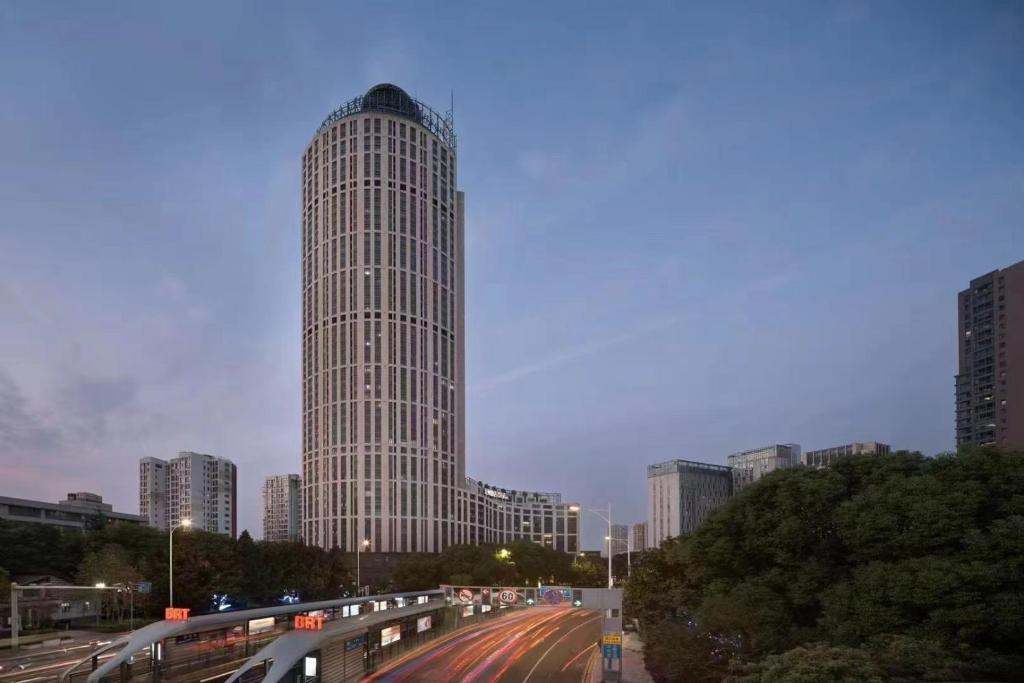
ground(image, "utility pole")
xmin=10 ymin=582 xmax=18 ymax=650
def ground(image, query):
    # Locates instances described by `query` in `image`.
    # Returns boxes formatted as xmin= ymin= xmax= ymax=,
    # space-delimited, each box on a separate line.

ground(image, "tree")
xmin=77 ymin=544 xmax=142 ymax=622
xmin=626 ymin=447 xmax=1024 ymax=682
xmin=570 ymin=558 xmax=604 ymax=588
xmin=727 ymin=643 xmax=884 ymax=683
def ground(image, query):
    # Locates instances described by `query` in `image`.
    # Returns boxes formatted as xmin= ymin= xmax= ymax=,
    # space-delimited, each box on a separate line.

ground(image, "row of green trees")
xmin=625 ymin=447 xmax=1024 ymax=682
xmin=388 ymin=540 xmax=606 ymax=590
xmin=0 ymin=523 xmax=607 ymax=619
xmin=0 ymin=524 xmax=352 ymax=615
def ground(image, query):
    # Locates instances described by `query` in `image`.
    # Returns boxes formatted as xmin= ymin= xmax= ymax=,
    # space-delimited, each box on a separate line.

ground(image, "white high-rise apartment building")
xmin=138 ymin=451 xmax=237 ymax=537
xmin=139 ymin=457 xmax=168 ymax=530
xmin=263 ymin=474 xmax=302 ymax=542
xmin=726 ymin=443 xmax=801 ymax=493
xmin=647 ymin=459 xmax=733 ymax=546
xmin=301 ymin=84 xmax=579 ymax=553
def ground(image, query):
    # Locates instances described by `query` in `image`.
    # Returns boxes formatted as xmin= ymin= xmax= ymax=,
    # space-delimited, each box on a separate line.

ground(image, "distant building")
xmin=263 ymin=474 xmax=302 ymax=542
xmin=0 ymin=492 xmax=144 ymax=530
xmin=460 ymin=479 xmax=579 ymax=552
xmin=727 ymin=444 xmax=801 ymax=492
xmin=0 ymin=575 xmax=100 ymax=634
xmin=956 ymin=260 xmax=1024 ymax=449
xmin=603 ymin=524 xmax=628 ymax=557
xmin=139 ymin=451 xmax=237 ymax=537
xmin=802 ymin=441 xmax=891 ymax=468
xmin=647 ymin=459 xmax=733 ymax=546
xmin=632 ymin=522 xmax=648 ymax=551
xmin=139 ymin=457 xmax=168 ymax=530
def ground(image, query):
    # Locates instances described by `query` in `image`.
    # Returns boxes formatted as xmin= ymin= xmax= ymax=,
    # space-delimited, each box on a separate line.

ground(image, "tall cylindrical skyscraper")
xmin=301 ymin=84 xmax=464 ymax=552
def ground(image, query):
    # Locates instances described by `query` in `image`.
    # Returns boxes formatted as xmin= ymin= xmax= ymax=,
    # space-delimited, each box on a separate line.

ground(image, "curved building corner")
xmin=300 ymin=84 xmax=578 ymax=553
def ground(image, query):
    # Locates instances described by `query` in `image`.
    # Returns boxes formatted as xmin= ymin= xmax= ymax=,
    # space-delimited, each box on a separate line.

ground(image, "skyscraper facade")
xmin=138 ymin=451 xmax=237 ymax=536
xmin=632 ymin=521 xmax=648 ymax=551
xmin=263 ymin=474 xmax=302 ymax=542
xmin=607 ymin=524 xmax=629 ymax=557
xmin=647 ymin=459 xmax=733 ymax=546
xmin=956 ymin=260 xmax=1024 ymax=449
xmin=727 ymin=443 xmax=801 ymax=492
xmin=301 ymin=84 xmax=578 ymax=553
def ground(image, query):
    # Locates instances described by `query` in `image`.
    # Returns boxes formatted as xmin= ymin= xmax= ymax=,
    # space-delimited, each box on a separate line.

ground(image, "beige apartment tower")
xmin=300 ymin=84 xmax=579 ymax=553
xmin=139 ymin=451 xmax=237 ymax=537
xmin=263 ymin=474 xmax=302 ymax=542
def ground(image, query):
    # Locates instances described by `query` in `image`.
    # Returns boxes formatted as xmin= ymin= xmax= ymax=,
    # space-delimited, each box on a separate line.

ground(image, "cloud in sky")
xmin=1 ymin=2 xmax=1022 ymax=546
xmin=471 ymin=316 xmax=679 ymax=393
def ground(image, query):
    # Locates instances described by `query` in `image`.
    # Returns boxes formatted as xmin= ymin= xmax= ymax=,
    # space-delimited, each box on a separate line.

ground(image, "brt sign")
xmin=295 ymin=615 xmax=326 ymax=630
xmin=165 ymin=607 xmax=190 ymax=621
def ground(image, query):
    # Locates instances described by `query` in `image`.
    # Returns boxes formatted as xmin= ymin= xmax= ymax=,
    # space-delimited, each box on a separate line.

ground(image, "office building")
xmin=632 ymin=521 xmax=648 ymax=551
xmin=0 ymin=492 xmax=144 ymax=530
xmin=802 ymin=441 xmax=891 ymax=468
xmin=139 ymin=451 xmax=237 ymax=537
xmin=300 ymin=84 xmax=578 ymax=552
xmin=604 ymin=524 xmax=628 ymax=557
xmin=727 ymin=444 xmax=801 ymax=492
xmin=263 ymin=474 xmax=302 ymax=543
xmin=647 ymin=459 xmax=733 ymax=546
xmin=458 ymin=479 xmax=578 ymax=551
xmin=956 ymin=260 xmax=1024 ymax=449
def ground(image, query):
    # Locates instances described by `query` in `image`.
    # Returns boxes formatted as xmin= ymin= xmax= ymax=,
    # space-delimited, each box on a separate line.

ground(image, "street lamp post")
xmin=356 ymin=539 xmax=370 ymax=597
xmin=570 ymin=504 xmax=613 ymax=589
xmin=169 ymin=518 xmax=192 ymax=608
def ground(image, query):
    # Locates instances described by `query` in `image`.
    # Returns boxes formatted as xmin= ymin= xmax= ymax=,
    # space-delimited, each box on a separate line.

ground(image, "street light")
xmin=169 ymin=518 xmax=191 ymax=608
xmin=356 ymin=539 xmax=370 ymax=597
xmin=569 ymin=504 xmax=614 ymax=589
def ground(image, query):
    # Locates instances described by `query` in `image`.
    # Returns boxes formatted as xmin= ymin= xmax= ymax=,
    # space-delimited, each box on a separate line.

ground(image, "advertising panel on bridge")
xmin=381 ymin=625 xmax=401 ymax=646
xmin=248 ymin=617 xmax=276 ymax=634
xmin=538 ymin=586 xmax=572 ymax=605
xmin=461 ymin=605 xmax=474 ymax=617
xmin=417 ymin=616 xmax=432 ymax=632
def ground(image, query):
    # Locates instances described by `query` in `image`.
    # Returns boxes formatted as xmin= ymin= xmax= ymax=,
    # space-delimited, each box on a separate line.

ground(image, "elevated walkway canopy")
xmin=81 ymin=590 xmax=441 ymax=683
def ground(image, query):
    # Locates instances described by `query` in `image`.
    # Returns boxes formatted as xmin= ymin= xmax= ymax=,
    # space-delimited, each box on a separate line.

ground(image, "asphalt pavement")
xmin=365 ymin=607 xmax=601 ymax=682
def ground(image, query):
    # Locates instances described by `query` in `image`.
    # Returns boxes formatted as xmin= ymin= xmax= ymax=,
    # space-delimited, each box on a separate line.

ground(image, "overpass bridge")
xmin=59 ymin=587 xmax=622 ymax=683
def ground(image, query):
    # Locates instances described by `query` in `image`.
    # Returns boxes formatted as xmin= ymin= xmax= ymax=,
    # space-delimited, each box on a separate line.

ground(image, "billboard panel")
xmin=381 ymin=625 xmax=401 ymax=646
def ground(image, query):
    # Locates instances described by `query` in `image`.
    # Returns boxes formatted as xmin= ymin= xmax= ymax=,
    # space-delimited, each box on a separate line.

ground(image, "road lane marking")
xmin=522 ymin=616 xmax=599 ymax=683
xmin=581 ymin=646 xmax=599 ymax=683
xmin=560 ymin=643 xmax=596 ymax=672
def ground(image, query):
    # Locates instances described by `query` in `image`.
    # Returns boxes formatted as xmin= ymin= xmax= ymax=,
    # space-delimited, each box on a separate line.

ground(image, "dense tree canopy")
xmin=388 ymin=540 xmax=603 ymax=591
xmin=0 ymin=523 xmax=353 ymax=615
xmin=626 ymin=447 xmax=1024 ymax=682
xmin=0 ymin=524 xmax=601 ymax=620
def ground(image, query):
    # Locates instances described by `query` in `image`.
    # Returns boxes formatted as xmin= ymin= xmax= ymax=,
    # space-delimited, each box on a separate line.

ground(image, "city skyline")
xmin=1 ymin=2 xmax=1022 ymax=544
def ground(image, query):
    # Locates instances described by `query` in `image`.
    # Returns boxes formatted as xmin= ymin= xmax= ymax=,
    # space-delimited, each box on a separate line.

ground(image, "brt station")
xmin=59 ymin=586 xmax=623 ymax=683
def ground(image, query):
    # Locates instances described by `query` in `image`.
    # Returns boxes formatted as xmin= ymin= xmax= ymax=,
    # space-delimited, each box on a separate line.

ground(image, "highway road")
xmin=0 ymin=633 xmax=130 ymax=683
xmin=365 ymin=607 xmax=601 ymax=683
